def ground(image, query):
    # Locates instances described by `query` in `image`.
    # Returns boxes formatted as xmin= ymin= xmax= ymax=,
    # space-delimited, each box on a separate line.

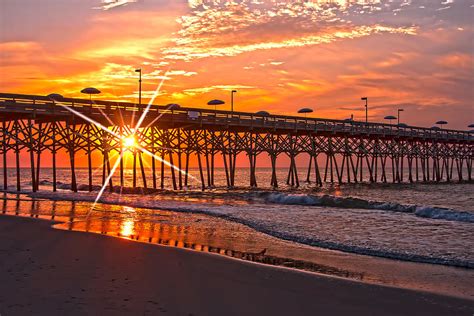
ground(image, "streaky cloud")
xmin=94 ymin=0 xmax=137 ymax=11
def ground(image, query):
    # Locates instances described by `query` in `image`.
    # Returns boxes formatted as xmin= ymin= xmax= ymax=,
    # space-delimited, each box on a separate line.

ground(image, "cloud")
xmin=163 ymin=25 xmax=416 ymax=61
xmin=182 ymin=85 xmax=255 ymax=96
xmin=94 ymin=0 xmax=137 ymax=11
xmin=167 ymin=70 xmax=198 ymax=77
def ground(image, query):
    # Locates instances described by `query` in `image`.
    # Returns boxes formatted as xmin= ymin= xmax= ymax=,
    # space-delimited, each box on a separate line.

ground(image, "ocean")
xmin=1 ymin=167 xmax=473 ymax=270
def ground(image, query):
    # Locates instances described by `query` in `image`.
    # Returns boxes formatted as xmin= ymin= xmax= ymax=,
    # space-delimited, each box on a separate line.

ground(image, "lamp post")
xmin=397 ymin=108 xmax=404 ymax=125
xmin=361 ymin=97 xmax=368 ymax=123
xmin=231 ymin=90 xmax=237 ymax=113
xmin=135 ymin=68 xmax=142 ymax=109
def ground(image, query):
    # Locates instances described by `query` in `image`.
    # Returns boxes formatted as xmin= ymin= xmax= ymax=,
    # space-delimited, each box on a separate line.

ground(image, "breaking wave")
xmin=258 ymin=192 xmax=474 ymax=223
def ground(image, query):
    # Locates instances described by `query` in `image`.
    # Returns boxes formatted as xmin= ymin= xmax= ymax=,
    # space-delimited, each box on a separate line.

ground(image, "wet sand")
xmin=1 ymin=216 xmax=473 ymax=315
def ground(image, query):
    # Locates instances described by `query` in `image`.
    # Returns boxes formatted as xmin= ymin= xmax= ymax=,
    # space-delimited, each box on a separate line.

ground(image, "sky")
xmin=0 ymin=0 xmax=473 ymax=130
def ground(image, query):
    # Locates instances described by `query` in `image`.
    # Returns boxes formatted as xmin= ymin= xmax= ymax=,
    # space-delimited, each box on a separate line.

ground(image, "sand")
xmin=0 ymin=215 xmax=473 ymax=316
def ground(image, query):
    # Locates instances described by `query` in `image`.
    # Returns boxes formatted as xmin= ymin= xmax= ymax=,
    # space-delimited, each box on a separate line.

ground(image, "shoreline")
xmin=3 ymin=210 xmax=474 ymax=299
xmin=1 ymin=215 xmax=473 ymax=315
xmin=1 ymin=192 xmax=474 ymax=300
xmin=21 ymin=189 xmax=474 ymax=269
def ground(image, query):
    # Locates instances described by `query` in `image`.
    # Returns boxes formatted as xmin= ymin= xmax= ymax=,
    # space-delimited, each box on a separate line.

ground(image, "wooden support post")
xmin=350 ymin=155 xmax=358 ymax=183
xmin=408 ymin=157 xmax=413 ymax=183
xmin=139 ymin=152 xmax=147 ymax=189
xmin=365 ymin=156 xmax=373 ymax=183
xmin=467 ymin=158 xmax=472 ymax=181
xmin=133 ymin=151 xmax=137 ymax=189
xmin=332 ymin=156 xmax=344 ymax=184
xmin=338 ymin=155 xmax=346 ymax=184
xmin=395 ymin=156 xmax=400 ymax=183
xmin=306 ymin=156 xmax=312 ymax=183
xmin=35 ymin=123 xmax=42 ymax=191
xmin=286 ymin=159 xmax=292 ymax=185
xmin=185 ymin=151 xmax=190 ymax=188
xmin=120 ymin=126 xmax=124 ymax=188
xmin=232 ymin=153 xmax=237 ymax=187
xmin=400 ymin=155 xmax=404 ymax=182
xmin=102 ymin=152 xmax=107 ymax=186
xmin=222 ymin=150 xmax=230 ymax=188
xmin=177 ymin=129 xmax=183 ymax=190
xmin=426 ymin=157 xmax=430 ymax=182
xmin=391 ymin=156 xmax=396 ymax=183
xmin=346 ymin=155 xmax=351 ymax=183
xmin=415 ymin=156 xmax=419 ymax=182
xmin=160 ymin=149 xmax=165 ymax=189
xmin=210 ymin=153 xmax=215 ymax=188
xmin=270 ymin=154 xmax=278 ymax=188
xmin=421 ymin=158 xmax=426 ymax=182
xmin=380 ymin=156 xmax=387 ymax=183
xmin=52 ymin=122 xmax=57 ymax=192
xmin=291 ymin=155 xmax=299 ymax=187
xmin=28 ymin=119 xmax=36 ymax=192
xmin=329 ymin=154 xmax=334 ymax=183
xmin=374 ymin=155 xmax=378 ymax=183
xmin=2 ymin=120 xmax=7 ymax=190
xmin=197 ymin=152 xmax=205 ymax=191
xmin=323 ymin=153 xmax=329 ymax=183
xmin=449 ymin=157 xmax=455 ymax=181
xmin=15 ymin=122 xmax=21 ymax=192
xmin=168 ymin=148 xmax=177 ymax=191
xmin=150 ymin=128 xmax=156 ymax=189
xmin=106 ymin=151 xmax=113 ymax=192
xmin=87 ymin=124 xmax=93 ymax=191
xmin=64 ymin=119 xmax=78 ymax=192
xmin=314 ymin=155 xmax=322 ymax=186
xmin=204 ymin=131 xmax=211 ymax=188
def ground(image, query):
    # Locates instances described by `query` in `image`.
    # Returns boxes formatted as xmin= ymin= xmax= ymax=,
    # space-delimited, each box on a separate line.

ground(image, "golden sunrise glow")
xmin=122 ymin=135 xmax=137 ymax=149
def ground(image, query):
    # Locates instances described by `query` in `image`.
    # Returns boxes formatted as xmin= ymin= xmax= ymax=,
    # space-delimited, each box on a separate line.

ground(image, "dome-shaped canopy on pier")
xmin=81 ymin=87 xmax=101 ymax=95
xmin=207 ymin=99 xmax=225 ymax=105
xmin=47 ymin=93 xmax=64 ymax=101
xmin=435 ymin=120 xmax=448 ymax=125
xmin=297 ymin=108 xmax=313 ymax=114
xmin=384 ymin=115 xmax=397 ymax=120
xmin=256 ymin=110 xmax=270 ymax=116
xmin=167 ymin=103 xmax=181 ymax=110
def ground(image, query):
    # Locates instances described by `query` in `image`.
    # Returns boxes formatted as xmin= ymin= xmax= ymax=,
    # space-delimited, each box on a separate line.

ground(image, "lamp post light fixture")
xmin=135 ymin=68 xmax=142 ymax=109
xmin=361 ymin=97 xmax=368 ymax=124
xmin=397 ymin=108 xmax=404 ymax=125
xmin=231 ymin=90 xmax=237 ymax=113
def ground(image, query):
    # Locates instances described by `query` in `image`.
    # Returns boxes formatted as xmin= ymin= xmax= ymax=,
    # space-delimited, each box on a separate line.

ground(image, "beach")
xmin=1 ymin=215 xmax=473 ymax=316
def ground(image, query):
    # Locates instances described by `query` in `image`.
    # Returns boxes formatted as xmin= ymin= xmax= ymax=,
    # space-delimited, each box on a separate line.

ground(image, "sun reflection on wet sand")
xmin=120 ymin=219 xmax=135 ymax=237
xmin=119 ymin=206 xmax=136 ymax=237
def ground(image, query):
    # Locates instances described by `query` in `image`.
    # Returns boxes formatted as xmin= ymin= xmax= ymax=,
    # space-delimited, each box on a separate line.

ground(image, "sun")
xmin=122 ymin=135 xmax=137 ymax=148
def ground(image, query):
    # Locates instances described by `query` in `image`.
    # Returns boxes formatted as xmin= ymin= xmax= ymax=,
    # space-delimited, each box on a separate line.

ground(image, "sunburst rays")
xmin=48 ymin=73 xmax=199 ymax=219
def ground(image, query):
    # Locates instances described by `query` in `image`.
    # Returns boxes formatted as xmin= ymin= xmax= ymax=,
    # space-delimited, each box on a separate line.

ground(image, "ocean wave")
xmin=259 ymin=192 xmax=474 ymax=223
xmin=14 ymin=184 xmax=474 ymax=224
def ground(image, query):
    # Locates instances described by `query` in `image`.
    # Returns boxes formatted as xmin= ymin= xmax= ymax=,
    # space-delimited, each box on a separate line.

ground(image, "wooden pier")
xmin=0 ymin=93 xmax=472 ymax=192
